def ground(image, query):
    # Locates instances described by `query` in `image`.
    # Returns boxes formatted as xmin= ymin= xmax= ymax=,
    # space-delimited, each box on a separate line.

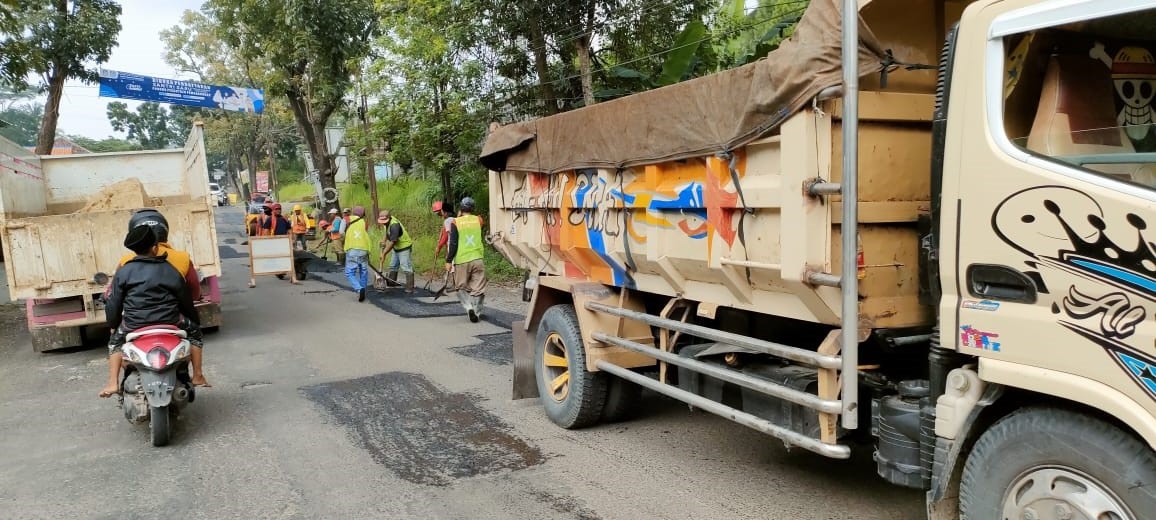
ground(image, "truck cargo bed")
xmin=489 ymin=91 xmax=934 ymax=330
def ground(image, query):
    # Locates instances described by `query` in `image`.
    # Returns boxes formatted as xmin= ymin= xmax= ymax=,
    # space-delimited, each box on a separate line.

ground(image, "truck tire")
xmin=602 ymin=376 xmax=642 ymax=423
xmin=535 ymin=304 xmax=607 ymax=429
xmin=960 ymin=406 xmax=1156 ymax=520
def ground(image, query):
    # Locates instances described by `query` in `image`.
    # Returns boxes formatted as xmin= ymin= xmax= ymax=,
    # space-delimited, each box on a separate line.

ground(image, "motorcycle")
xmin=115 ymin=325 xmax=196 ymax=446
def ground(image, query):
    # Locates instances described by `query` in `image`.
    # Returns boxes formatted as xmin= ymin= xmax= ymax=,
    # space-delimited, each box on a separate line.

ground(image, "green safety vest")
xmin=454 ymin=214 xmax=484 ymax=265
xmin=344 ymin=217 xmax=371 ymax=252
xmin=389 ymin=218 xmax=413 ymax=251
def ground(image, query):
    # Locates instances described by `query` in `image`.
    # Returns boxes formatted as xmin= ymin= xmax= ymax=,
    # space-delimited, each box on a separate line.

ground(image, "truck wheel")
xmin=535 ymin=304 xmax=607 ymax=429
xmin=602 ymin=376 xmax=642 ymax=423
xmin=960 ymin=407 xmax=1156 ymax=520
xmin=150 ymin=406 xmax=170 ymax=447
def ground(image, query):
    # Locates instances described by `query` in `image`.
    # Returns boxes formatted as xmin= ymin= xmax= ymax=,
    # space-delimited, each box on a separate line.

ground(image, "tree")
xmin=0 ymin=0 xmax=29 ymax=87
xmin=0 ymin=99 xmax=43 ymax=146
xmin=106 ymin=101 xmax=189 ymax=150
xmin=18 ymin=0 xmax=122 ymax=154
xmin=208 ymin=0 xmax=378 ymax=213
xmin=68 ymin=135 xmax=140 ymax=152
xmin=160 ymin=8 xmax=300 ymax=200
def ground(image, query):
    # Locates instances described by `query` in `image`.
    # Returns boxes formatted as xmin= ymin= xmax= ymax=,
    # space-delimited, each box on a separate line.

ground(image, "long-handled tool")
xmin=432 ymin=269 xmax=455 ymax=300
xmin=367 ymin=260 xmax=404 ymax=289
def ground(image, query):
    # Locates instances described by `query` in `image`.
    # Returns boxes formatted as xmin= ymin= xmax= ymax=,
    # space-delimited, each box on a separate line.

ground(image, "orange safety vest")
xmin=118 ymin=243 xmax=192 ymax=277
xmin=291 ymin=213 xmax=308 ymax=234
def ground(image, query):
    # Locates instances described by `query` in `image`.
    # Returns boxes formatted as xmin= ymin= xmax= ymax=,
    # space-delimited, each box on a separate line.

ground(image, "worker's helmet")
xmin=128 ymin=209 xmax=169 ymax=243
xmin=460 ymin=197 xmax=475 ymax=212
xmin=293 ymin=204 xmax=302 ymax=212
xmin=272 ymin=203 xmax=283 ymax=211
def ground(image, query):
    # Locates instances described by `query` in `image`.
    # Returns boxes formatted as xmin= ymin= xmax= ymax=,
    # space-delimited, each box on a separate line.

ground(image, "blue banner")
xmin=98 ymin=69 xmax=264 ymax=114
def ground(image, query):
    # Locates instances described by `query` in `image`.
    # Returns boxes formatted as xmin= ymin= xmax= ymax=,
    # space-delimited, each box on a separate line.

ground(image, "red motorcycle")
xmin=115 ymin=325 xmax=196 ymax=447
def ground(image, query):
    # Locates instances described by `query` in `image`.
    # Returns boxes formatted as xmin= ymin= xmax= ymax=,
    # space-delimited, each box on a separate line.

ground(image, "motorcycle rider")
xmin=117 ymin=209 xmax=202 ymax=302
xmin=100 ymin=225 xmax=206 ymax=397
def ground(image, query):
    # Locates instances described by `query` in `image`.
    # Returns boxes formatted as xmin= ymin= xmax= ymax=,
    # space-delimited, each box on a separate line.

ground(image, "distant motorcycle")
xmin=115 ymin=325 xmax=196 ymax=446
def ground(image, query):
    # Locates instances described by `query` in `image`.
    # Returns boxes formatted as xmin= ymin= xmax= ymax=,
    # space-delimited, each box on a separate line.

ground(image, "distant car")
xmin=249 ymin=192 xmax=271 ymax=213
xmin=208 ymin=183 xmax=223 ymax=207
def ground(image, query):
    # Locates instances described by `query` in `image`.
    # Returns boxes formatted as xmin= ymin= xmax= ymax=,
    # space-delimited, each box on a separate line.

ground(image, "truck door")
xmin=945 ymin=0 xmax=1156 ymax=421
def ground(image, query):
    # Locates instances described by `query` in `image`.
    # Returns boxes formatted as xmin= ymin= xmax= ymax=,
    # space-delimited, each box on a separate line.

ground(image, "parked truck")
xmin=0 ymin=124 xmax=222 ymax=352
xmin=482 ymin=0 xmax=1156 ymax=517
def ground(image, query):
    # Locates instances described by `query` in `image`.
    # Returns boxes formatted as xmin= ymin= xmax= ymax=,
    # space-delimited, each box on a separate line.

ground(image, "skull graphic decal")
xmin=1092 ymin=43 xmax=1156 ymax=141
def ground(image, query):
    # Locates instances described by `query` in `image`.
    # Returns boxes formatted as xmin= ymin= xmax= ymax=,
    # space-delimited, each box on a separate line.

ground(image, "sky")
xmin=48 ymin=0 xmax=206 ymax=139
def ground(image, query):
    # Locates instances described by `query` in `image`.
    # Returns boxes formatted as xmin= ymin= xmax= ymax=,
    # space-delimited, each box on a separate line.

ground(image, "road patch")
xmin=450 ymin=333 xmax=513 ymax=366
xmin=302 ymin=372 xmax=544 ymax=486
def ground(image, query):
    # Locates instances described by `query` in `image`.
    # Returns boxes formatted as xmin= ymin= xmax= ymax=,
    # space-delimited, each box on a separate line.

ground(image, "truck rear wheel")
xmin=535 ymin=304 xmax=607 ymax=429
xmin=960 ymin=407 xmax=1156 ymax=520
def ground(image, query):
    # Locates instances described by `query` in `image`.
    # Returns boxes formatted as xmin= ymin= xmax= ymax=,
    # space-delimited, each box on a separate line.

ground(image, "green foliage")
xmin=657 ymin=20 xmax=710 ymax=86
xmin=283 ymin=178 xmax=518 ymax=280
xmin=68 ymin=135 xmax=140 ymax=152
xmin=160 ymin=8 xmax=302 ymax=198
xmin=207 ymin=0 xmax=378 ymax=208
xmin=712 ymin=0 xmax=807 ymax=70
xmin=10 ymin=0 xmax=122 ymax=89
xmin=9 ymin=0 xmax=122 ymax=153
xmin=106 ymin=102 xmax=194 ymax=150
xmin=277 ymin=182 xmax=315 ymax=203
xmin=0 ymin=97 xmax=42 ymax=146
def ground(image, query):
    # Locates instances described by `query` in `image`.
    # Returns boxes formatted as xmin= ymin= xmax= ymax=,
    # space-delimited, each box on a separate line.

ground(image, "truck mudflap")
xmin=195 ymin=302 xmax=222 ymax=329
xmin=511 ymin=321 xmax=537 ymax=400
xmin=29 ymin=325 xmax=83 ymax=353
xmin=925 ymin=384 xmax=1004 ymax=520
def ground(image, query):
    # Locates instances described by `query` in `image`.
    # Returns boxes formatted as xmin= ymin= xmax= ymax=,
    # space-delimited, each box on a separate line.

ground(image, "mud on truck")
xmin=483 ymin=0 xmax=1156 ymax=517
xmin=0 ymin=124 xmax=222 ymax=352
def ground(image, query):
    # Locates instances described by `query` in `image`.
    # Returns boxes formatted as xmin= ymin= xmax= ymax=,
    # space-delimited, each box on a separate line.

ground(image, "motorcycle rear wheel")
xmin=150 ymin=406 xmax=170 ymax=447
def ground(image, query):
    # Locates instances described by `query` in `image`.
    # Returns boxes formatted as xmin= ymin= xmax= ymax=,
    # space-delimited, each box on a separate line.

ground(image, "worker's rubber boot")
xmin=404 ymin=273 xmax=415 ymax=294
xmin=475 ymin=294 xmax=485 ymax=318
xmin=467 ymin=294 xmax=481 ymax=323
xmin=387 ymin=271 xmax=398 ymax=287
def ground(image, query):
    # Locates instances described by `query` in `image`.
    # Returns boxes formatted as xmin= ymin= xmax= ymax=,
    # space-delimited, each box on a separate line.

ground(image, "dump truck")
xmin=0 ymin=124 xmax=222 ymax=352
xmin=483 ymin=0 xmax=1156 ymax=517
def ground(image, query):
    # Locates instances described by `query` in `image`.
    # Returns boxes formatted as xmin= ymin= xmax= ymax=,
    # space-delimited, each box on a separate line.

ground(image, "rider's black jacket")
xmin=105 ymin=254 xmax=198 ymax=332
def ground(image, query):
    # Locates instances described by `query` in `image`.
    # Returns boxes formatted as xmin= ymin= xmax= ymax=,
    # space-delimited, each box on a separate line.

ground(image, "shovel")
xmin=368 ymin=262 xmax=404 ymax=289
xmin=432 ymin=270 xmax=454 ymax=301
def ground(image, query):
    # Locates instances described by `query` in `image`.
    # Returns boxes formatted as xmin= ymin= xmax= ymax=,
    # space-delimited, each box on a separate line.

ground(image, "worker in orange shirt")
xmin=290 ymin=204 xmax=309 ymax=250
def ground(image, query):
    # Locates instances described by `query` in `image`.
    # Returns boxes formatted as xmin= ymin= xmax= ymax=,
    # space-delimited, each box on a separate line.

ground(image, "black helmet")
xmin=128 ymin=209 xmax=169 ymax=242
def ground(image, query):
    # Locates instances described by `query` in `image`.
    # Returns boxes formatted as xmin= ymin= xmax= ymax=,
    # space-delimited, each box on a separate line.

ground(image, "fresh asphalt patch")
xmin=302 ymin=372 xmax=545 ymax=486
xmin=218 ymin=245 xmax=248 ymax=259
xmin=304 ymin=265 xmax=521 ymax=327
xmin=450 ymin=332 xmax=513 ymax=366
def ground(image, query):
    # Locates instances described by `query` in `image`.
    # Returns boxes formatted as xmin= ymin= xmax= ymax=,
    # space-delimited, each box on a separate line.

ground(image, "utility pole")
xmin=360 ymin=83 xmax=380 ymax=228
xmin=267 ymin=139 xmax=278 ymax=198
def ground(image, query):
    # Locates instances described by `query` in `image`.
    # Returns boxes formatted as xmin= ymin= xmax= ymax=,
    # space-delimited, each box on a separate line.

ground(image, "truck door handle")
xmin=966 ymin=264 xmax=1037 ymax=304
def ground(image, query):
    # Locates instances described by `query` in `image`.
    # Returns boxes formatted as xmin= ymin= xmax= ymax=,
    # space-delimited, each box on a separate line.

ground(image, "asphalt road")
xmin=0 ymin=206 xmax=925 ymax=519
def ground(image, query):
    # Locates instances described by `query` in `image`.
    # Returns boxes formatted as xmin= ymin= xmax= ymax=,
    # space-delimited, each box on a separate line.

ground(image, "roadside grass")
xmin=279 ymin=179 xmax=521 ymax=282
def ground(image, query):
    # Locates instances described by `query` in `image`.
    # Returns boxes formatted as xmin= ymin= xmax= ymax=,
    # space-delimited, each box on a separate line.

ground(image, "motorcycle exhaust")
xmin=173 ymin=386 xmax=190 ymax=404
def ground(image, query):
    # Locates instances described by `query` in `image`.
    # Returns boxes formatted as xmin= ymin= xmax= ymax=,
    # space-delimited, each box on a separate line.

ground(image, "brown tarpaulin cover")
xmin=480 ymin=0 xmax=888 ymax=174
